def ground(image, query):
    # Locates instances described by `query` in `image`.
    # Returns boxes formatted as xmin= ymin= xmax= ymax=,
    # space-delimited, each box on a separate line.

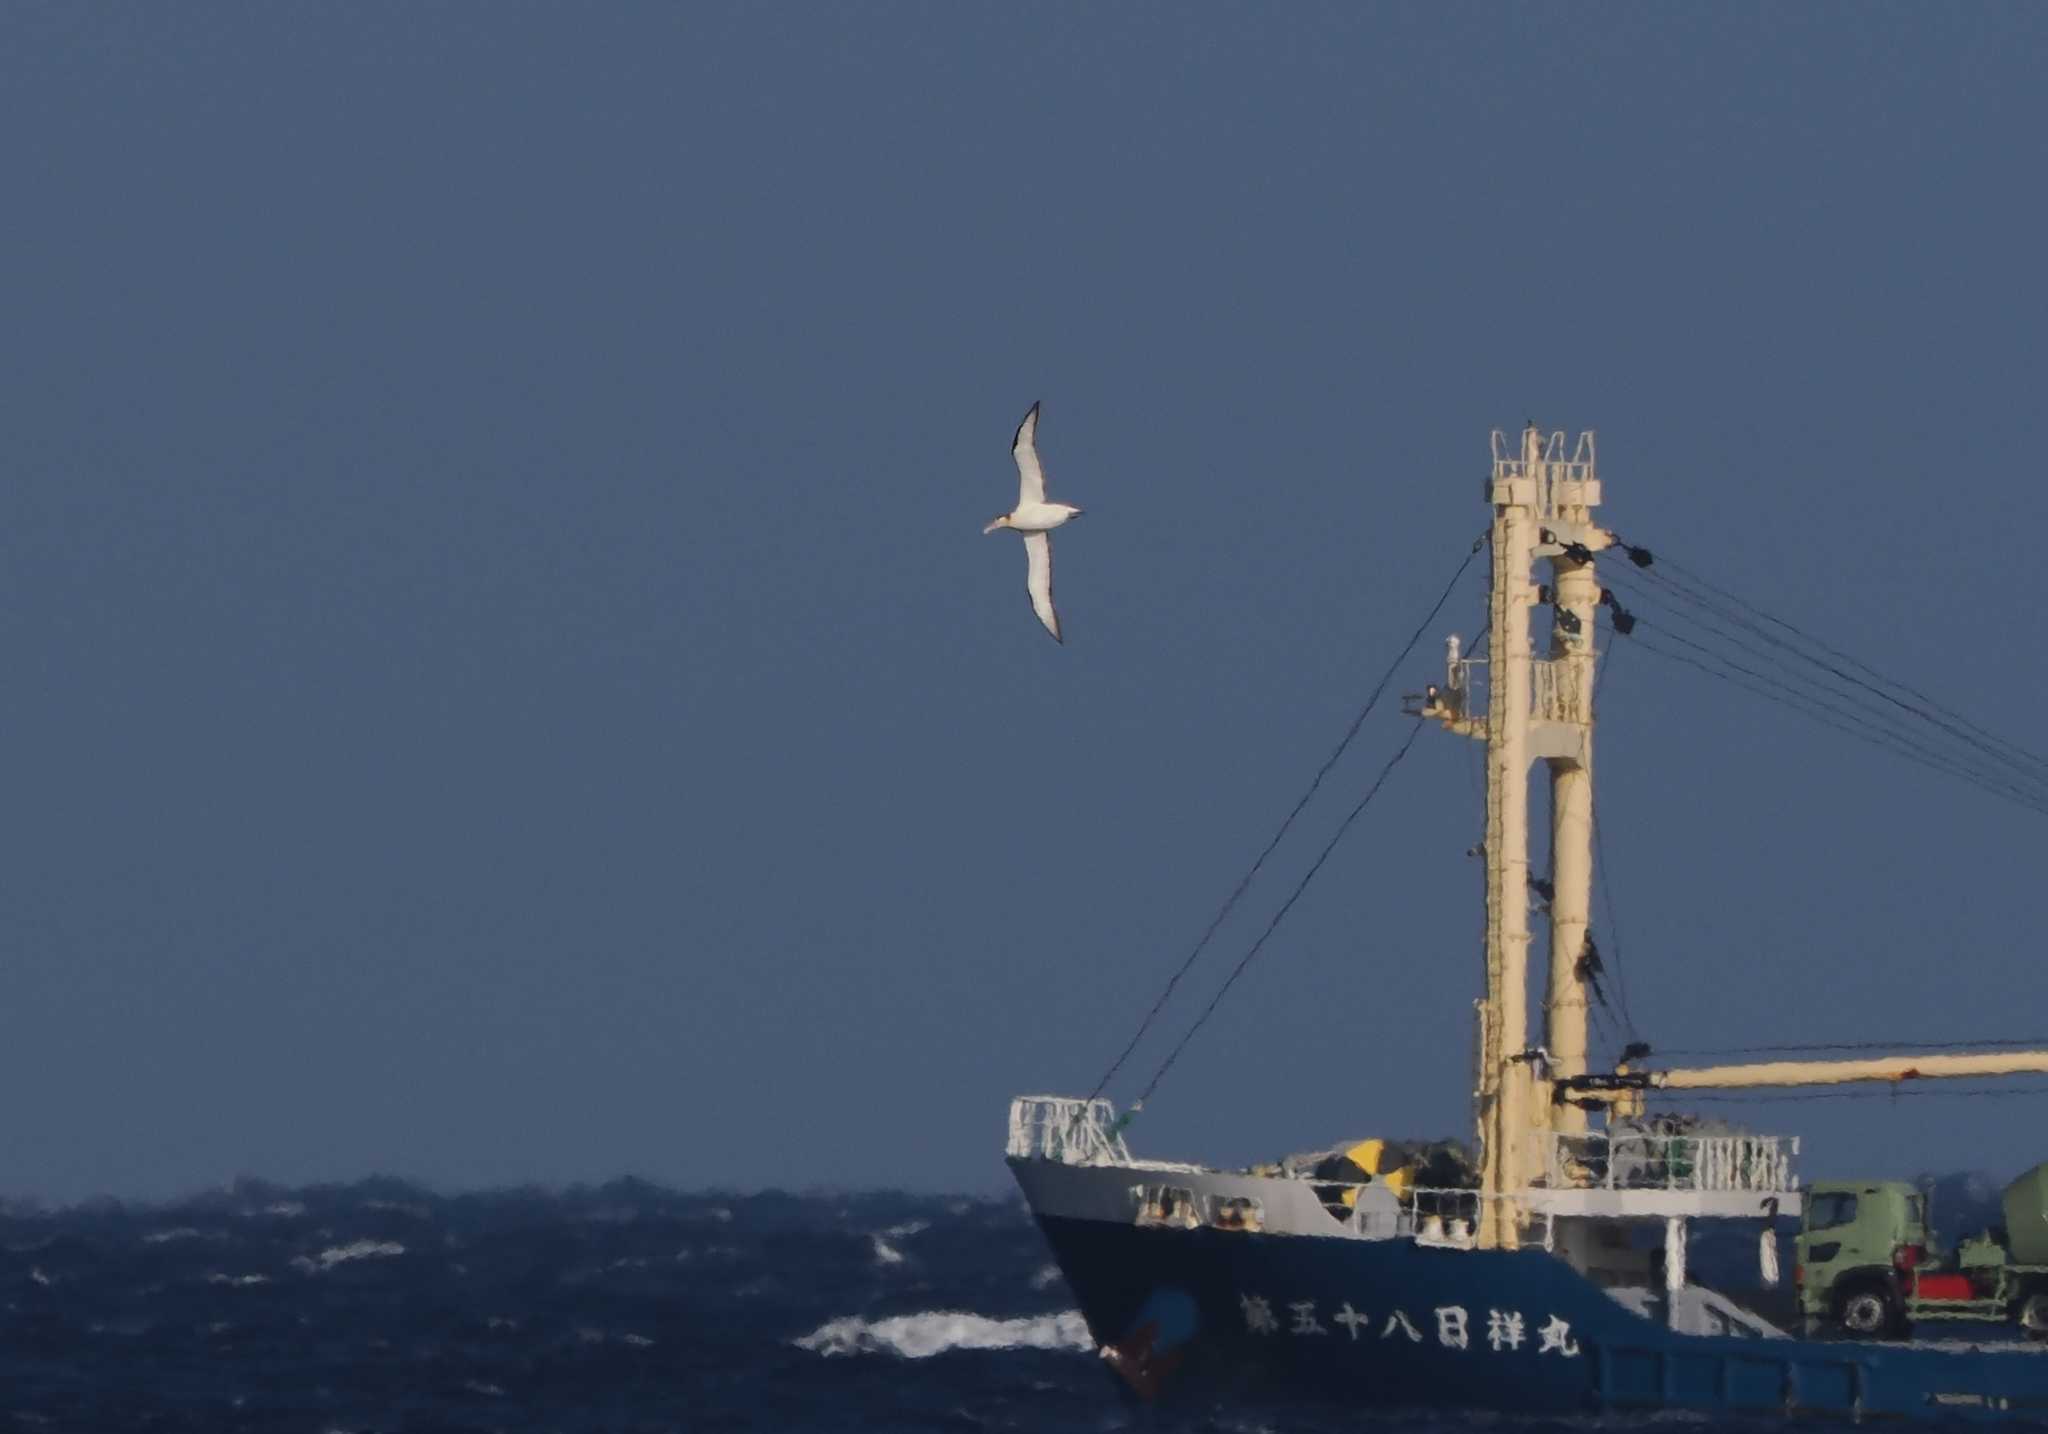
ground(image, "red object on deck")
xmin=1912 ymin=1273 xmax=1976 ymax=1302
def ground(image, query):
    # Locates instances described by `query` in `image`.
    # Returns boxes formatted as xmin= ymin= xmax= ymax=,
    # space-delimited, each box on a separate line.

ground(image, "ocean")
xmin=0 ymin=1178 xmax=2012 ymax=1434
xmin=0 ymin=1180 xmax=1101 ymax=1433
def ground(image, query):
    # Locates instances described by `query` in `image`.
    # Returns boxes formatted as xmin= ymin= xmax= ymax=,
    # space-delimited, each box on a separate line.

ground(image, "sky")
xmin=2 ymin=2 xmax=2045 ymax=1204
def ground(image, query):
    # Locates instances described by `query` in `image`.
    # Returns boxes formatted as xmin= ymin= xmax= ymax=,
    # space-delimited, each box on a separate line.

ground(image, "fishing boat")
xmin=1005 ymin=425 xmax=2048 ymax=1420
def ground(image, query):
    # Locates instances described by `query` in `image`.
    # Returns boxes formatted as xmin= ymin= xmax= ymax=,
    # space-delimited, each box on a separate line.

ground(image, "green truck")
xmin=1797 ymin=1163 xmax=2048 ymax=1336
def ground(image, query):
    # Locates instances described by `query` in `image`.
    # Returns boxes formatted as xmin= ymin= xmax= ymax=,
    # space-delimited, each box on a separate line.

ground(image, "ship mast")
xmin=1427 ymin=424 xmax=1610 ymax=1249
xmin=1451 ymin=429 xmax=2048 ymax=1241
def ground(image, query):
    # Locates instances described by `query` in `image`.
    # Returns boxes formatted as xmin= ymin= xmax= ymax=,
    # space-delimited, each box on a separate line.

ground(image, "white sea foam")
xmin=292 ymin=1240 xmax=405 ymax=1273
xmin=144 ymin=1227 xmax=219 ymax=1244
xmin=881 ymin=1219 xmax=929 ymax=1239
xmin=206 ymin=1273 xmax=270 ymax=1287
xmin=364 ymin=1200 xmax=430 ymax=1219
xmin=573 ymin=1327 xmax=655 ymax=1347
xmin=795 ymin=1309 xmax=1091 ymax=1359
xmin=870 ymin=1236 xmax=905 ymax=1266
xmin=678 ymin=1243 xmax=741 ymax=1263
xmin=1029 ymin=1263 xmax=1063 ymax=1291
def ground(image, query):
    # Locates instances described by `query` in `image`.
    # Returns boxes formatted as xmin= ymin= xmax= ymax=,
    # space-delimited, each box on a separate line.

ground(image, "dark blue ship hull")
xmin=1035 ymin=1213 xmax=2048 ymax=1420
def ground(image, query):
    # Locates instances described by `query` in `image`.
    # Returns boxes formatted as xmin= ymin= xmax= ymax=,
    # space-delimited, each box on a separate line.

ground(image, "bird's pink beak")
xmin=982 ymin=517 xmax=1008 ymax=534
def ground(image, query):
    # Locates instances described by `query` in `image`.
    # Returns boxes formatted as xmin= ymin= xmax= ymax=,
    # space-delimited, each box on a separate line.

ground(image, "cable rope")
xmin=1601 ymin=548 xmax=2048 ymax=797
xmin=1602 ymin=567 xmax=2048 ymax=808
xmin=1085 ymin=534 xmax=1487 ymax=1103
xmin=1132 ymin=720 xmax=1427 ymax=1108
xmin=1636 ymin=548 xmax=2048 ymax=780
xmin=1616 ymin=603 xmax=2045 ymax=801
xmin=1587 ymin=636 xmax=1639 ymax=1042
xmin=1585 ymin=987 xmax=1624 ymax=1065
xmin=1623 ymin=629 xmax=2048 ymax=818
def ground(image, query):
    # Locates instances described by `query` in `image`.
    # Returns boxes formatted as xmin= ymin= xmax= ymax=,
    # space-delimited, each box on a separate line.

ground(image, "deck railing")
xmin=1547 ymin=1130 xmax=1799 ymax=1194
xmin=1399 ymin=1186 xmax=1555 ymax=1251
xmin=1006 ymin=1096 xmax=1132 ymax=1166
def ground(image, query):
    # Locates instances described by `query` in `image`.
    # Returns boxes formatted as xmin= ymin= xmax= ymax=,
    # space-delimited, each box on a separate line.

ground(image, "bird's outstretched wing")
xmin=1023 ymin=530 xmax=1060 ymax=643
xmin=1012 ymin=401 xmax=1045 ymax=507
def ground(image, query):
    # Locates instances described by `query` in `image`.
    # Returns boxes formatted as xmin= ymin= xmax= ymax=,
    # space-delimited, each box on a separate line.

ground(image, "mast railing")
xmin=1490 ymin=428 xmax=1597 ymax=518
xmin=1445 ymin=656 xmax=1589 ymax=727
xmin=1007 ymin=1096 xmax=1133 ymax=1165
xmin=1546 ymin=1131 xmax=1800 ymax=1195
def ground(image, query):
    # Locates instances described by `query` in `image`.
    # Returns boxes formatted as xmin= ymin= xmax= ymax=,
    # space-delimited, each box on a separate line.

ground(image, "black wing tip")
xmin=1013 ymin=400 xmax=1041 ymax=449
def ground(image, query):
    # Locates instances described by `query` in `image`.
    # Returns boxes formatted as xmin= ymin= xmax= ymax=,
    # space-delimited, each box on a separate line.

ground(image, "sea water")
xmin=0 ymin=1180 xmax=2008 ymax=1433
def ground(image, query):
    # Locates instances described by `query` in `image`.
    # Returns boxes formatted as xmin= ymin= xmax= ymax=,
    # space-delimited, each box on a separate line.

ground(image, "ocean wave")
xmin=144 ymin=1226 xmax=221 ymax=1244
xmin=292 ymin=1239 xmax=406 ymax=1272
xmin=794 ymin=1309 xmax=1092 ymax=1359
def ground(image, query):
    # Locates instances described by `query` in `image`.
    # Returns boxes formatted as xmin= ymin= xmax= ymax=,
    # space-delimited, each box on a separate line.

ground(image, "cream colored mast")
xmin=1544 ymin=462 xmax=1602 ymax=1136
xmin=1424 ymin=425 xmax=1609 ymax=1248
xmin=1474 ymin=434 xmax=1535 ymax=1245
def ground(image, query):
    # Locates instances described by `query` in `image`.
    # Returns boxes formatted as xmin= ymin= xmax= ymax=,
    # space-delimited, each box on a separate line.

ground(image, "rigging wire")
xmin=1132 ymin=720 xmax=1427 ymax=1108
xmin=1636 ymin=547 xmax=2048 ymax=779
xmin=1602 ymin=567 xmax=2048 ymax=809
xmin=1587 ymin=635 xmax=1638 ymax=1043
xmin=1086 ymin=535 xmax=1486 ymax=1103
xmin=1621 ymin=627 xmax=2048 ymax=818
xmin=1583 ymin=983 xmax=1623 ymax=1065
xmin=1600 ymin=544 xmax=2048 ymax=803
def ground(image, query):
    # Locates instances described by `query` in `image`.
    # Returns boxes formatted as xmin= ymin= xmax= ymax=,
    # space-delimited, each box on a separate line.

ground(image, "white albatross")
xmin=982 ymin=401 xmax=1084 ymax=642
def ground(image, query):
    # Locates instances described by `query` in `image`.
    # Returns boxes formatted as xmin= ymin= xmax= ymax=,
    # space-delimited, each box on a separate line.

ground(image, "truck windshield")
xmin=1808 ymin=1192 xmax=1858 ymax=1231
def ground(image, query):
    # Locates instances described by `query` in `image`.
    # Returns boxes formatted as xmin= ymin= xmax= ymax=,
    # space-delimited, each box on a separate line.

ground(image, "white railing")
xmin=1007 ymin=1096 xmax=1132 ymax=1166
xmin=1399 ymin=1186 xmax=1554 ymax=1251
xmin=1442 ymin=658 xmax=1583 ymax=727
xmin=1492 ymin=428 xmax=1598 ymax=520
xmin=1547 ymin=1131 xmax=1800 ymax=1194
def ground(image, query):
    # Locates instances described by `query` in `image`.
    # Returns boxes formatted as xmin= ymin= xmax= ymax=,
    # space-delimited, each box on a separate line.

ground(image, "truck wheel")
xmin=1835 ymin=1282 xmax=1901 ymax=1338
xmin=2019 ymin=1292 xmax=2048 ymax=1338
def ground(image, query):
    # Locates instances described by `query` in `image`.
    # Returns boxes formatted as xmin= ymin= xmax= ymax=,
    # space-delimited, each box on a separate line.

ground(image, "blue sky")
xmin=2 ymin=2 xmax=2045 ymax=1201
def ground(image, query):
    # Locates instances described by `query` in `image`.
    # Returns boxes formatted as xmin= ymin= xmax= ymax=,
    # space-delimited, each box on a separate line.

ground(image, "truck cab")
xmin=1797 ymin=1180 xmax=1929 ymax=1336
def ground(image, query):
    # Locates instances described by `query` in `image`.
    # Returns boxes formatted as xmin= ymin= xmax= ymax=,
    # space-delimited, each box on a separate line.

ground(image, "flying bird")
xmin=983 ymin=401 xmax=1084 ymax=642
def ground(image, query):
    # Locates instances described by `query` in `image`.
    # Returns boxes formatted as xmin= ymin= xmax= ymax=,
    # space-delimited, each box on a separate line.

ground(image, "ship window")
xmin=1808 ymin=1193 xmax=1858 ymax=1231
xmin=1132 ymin=1184 xmax=1200 ymax=1229
xmin=1209 ymin=1196 xmax=1264 ymax=1232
